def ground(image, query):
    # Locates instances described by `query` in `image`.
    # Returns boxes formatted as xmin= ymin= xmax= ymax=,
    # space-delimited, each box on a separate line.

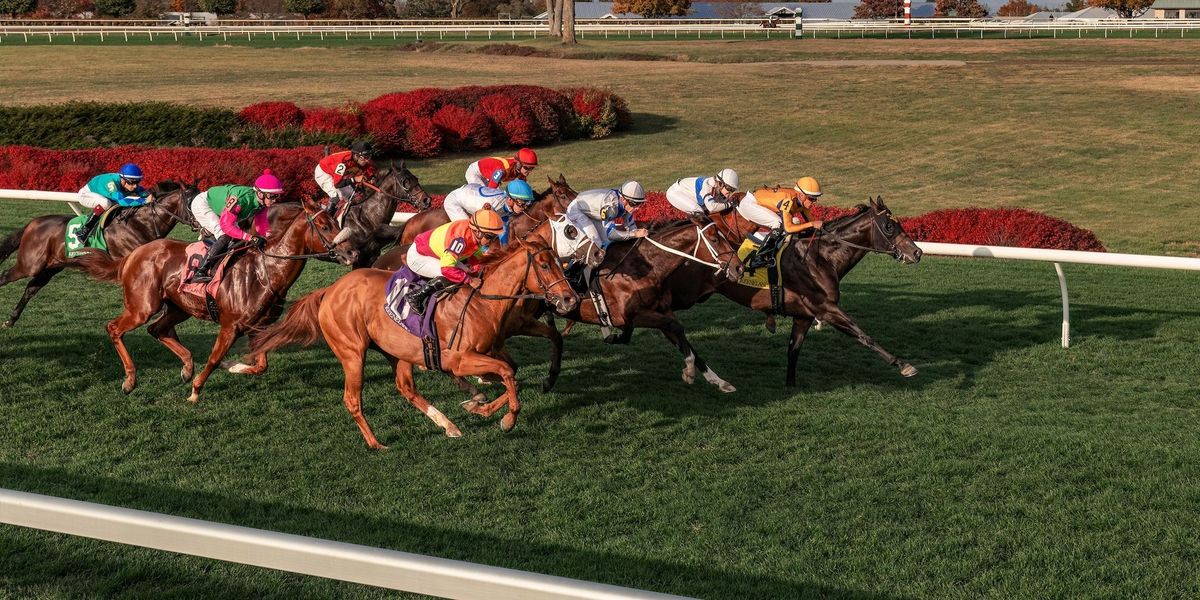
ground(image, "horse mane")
xmin=825 ymin=204 xmax=871 ymax=230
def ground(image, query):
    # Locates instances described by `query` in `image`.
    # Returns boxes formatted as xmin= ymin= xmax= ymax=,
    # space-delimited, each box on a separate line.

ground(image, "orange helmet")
xmin=470 ymin=206 xmax=505 ymax=234
xmin=794 ymin=177 xmax=822 ymax=198
xmin=516 ymin=148 xmax=538 ymax=166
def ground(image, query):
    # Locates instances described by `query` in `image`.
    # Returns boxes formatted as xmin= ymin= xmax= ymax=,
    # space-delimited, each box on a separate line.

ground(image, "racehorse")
xmin=332 ymin=161 xmax=431 ymax=268
xmin=707 ymin=196 xmax=923 ymax=386
xmin=0 ymin=181 xmax=195 ymax=328
xmin=242 ymin=219 xmax=579 ymax=449
xmin=393 ymin=174 xmax=576 ymax=249
xmin=71 ymin=197 xmax=358 ymax=402
xmin=534 ymin=220 xmax=746 ymax=394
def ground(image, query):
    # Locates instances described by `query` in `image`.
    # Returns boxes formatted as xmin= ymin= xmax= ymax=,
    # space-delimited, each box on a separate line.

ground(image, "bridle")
xmin=352 ymin=169 xmax=428 ymax=210
xmin=819 ymin=208 xmax=906 ymax=260
xmin=477 ymin=242 xmax=568 ymax=302
xmin=259 ymin=210 xmax=346 ymax=261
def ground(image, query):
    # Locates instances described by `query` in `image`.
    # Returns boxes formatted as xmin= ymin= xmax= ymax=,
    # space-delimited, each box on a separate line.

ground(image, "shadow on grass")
xmin=0 ymin=463 xmax=906 ymax=600
xmin=623 ymin=112 xmax=680 ymax=138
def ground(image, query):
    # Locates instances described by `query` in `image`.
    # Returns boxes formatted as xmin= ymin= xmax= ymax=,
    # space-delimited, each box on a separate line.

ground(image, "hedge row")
xmin=0 ymin=102 xmax=353 ymax=150
xmin=239 ymin=85 xmax=632 ymax=157
xmin=0 ymin=85 xmax=632 ymax=157
xmin=0 ymin=145 xmax=326 ymax=202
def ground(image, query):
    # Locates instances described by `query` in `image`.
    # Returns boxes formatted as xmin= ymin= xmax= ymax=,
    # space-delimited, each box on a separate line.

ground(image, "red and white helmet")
xmin=516 ymin=148 xmax=538 ymax=166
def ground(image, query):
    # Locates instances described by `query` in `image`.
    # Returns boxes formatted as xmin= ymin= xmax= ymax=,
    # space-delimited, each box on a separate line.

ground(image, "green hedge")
xmin=0 ymin=102 xmax=352 ymax=149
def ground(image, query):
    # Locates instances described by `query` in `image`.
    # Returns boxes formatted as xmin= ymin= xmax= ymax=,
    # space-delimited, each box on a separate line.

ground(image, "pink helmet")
xmin=253 ymin=169 xmax=284 ymax=194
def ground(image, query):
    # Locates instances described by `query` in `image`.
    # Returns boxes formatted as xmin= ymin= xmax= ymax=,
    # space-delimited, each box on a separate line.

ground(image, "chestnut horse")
xmin=332 ymin=161 xmax=432 ymax=269
xmin=0 ymin=181 xmax=195 ymax=328
xmin=71 ymin=197 xmax=357 ymax=402
xmin=393 ymin=174 xmax=575 ymax=250
xmin=706 ymin=196 xmax=922 ymax=386
xmin=242 ymin=219 xmax=579 ymax=450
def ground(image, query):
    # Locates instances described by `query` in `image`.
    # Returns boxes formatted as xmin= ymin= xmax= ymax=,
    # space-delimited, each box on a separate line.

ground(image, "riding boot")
xmin=563 ymin=261 xmax=587 ymax=293
xmin=75 ymin=207 xmax=104 ymax=245
xmin=748 ymin=228 xmax=785 ymax=269
xmin=326 ymin=196 xmax=341 ymax=215
xmin=188 ymin=236 xmax=232 ymax=284
xmin=406 ymin=276 xmax=449 ymax=315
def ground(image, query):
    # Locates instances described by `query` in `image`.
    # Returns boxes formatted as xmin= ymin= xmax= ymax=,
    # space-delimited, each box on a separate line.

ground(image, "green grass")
xmin=3 ymin=39 xmax=1200 ymax=598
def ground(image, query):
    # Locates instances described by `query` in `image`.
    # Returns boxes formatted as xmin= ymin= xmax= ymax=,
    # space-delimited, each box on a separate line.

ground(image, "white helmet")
xmin=716 ymin=168 xmax=740 ymax=191
xmin=618 ymin=181 xmax=646 ymax=204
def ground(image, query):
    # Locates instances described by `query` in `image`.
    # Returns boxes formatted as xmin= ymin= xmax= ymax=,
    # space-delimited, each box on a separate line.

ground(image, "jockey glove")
xmin=251 ymin=236 xmax=267 ymax=251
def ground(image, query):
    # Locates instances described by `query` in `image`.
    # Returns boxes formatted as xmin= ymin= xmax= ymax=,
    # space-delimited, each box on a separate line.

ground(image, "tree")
xmin=612 ymin=0 xmax=690 ymax=17
xmin=935 ymin=0 xmax=988 ymax=16
xmin=996 ymin=0 xmax=1043 ymax=15
xmin=1086 ymin=0 xmax=1152 ymax=16
xmin=401 ymin=0 xmax=447 ymax=15
xmin=197 ymin=0 xmax=235 ymax=12
xmin=717 ymin=1 xmax=762 ymax=17
xmin=546 ymin=0 xmax=559 ymax=37
xmin=559 ymin=0 xmax=574 ymax=43
xmin=283 ymin=0 xmax=323 ymax=16
xmin=0 ymin=0 xmax=37 ymax=16
xmin=327 ymin=0 xmax=384 ymax=15
xmin=93 ymin=0 xmax=134 ymax=15
xmin=853 ymin=0 xmax=902 ymax=18
xmin=1061 ymin=0 xmax=1084 ymax=9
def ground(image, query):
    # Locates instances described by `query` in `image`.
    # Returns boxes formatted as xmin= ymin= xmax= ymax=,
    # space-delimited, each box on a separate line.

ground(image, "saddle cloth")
xmin=64 ymin=207 xmax=117 ymax=258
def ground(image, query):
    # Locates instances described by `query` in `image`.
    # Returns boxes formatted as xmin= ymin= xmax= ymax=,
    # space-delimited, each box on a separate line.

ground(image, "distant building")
xmin=1147 ymin=0 xmax=1200 ymax=18
xmin=532 ymin=1 xmax=938 ymax=20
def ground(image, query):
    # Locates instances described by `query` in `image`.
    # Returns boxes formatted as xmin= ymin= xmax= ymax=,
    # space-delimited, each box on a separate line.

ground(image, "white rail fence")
xmin=0 ymin=488 xmax=689 ymax=600
xmin=0 ymin=18 xmax=1198 ymax=42
xmin=5 ymin=190 xmax=1200 ymax=346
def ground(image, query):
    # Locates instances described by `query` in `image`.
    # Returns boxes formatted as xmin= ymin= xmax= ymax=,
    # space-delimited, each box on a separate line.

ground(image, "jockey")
xmin=736 ymin=176 xmax=824 ymax=268
xmin=464 ymin=147 xmax=537 ymax=189
xmin=315 ymin=140 xmax=376 ymax=214
xmin=187 ymin=170 xmax=284 ymax=283
xmin=404 ymin=207 xmax=506 ymax=313
xmin=75 ymin=163 xmax=155 ymax=244
xmin=443 ymin=179 xmax=536 ymax=245
xmin=665 ymin=168 xmax=740 ymax=218
xmin=564 ymin=181 xmax=649 ymax=254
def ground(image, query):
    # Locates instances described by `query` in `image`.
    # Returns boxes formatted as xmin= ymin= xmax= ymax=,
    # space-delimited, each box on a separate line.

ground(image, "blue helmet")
xmin=506 ymin=180 xmax=535 ymax=205
xmin=118 ymin=163 xmax=144 ymax=181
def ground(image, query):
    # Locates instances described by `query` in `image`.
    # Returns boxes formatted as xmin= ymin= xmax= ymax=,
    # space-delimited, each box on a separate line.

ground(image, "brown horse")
xmin=242 ymin=219 xmax=579 ymax=449
xmin=707 ymin=196 xmax=922 ymax=386
xmin=0 ymin=181 xmax=195 ymax=328
xmin=71 ymin=197 xmax=357 ymax=401
xmin=517 ymin=220 xmax=746 ymax=395
xmin=334 ymin=161 xmax=432 ymax=269
xmin=392 ymin=174 xmax=575 ymax=250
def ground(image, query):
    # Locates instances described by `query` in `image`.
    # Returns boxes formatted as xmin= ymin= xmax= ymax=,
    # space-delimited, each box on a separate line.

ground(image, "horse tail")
xmin=250 ymin=287 xmax=329 ymax=356
xmin=70 ymin=248 xmax=125 ymax=283
xmin=0 ymin=225 xmax=26 ymax=264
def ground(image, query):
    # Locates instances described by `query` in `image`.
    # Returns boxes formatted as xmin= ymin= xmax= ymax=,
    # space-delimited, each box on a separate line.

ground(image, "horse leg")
xmin=106 ymin=296 xmax=162 ymax=395
xmin=227 ymin=329 xmax=270 ymax=376
xmin=515 ymin=316 xmax=563 ymax=393
xmin=455 ymin=350 xmax=520 ymax=432
xmin=657 ymin=317 xmax=736 ymax=393
xmin=2 ymin=267 xmax=61 ymax=328
xmin=560 ymin=318 xmax=577 ymax=336
xmin=819 ymin=305 xmax=917 ymax=377
xmin=394 ymin=359 xmax=462 ymax=438
xmin=785 ymin=316 xmax=816 ymax=388
xmin=452 ymin=377 xmax=488 ymax=406
xmin=147 ymin=303 xmax=194 ymax=382
xmin=187 ymin=324 xmax=240 ymax=403
xmin=326 ymin=325 xmax=385 ymax=450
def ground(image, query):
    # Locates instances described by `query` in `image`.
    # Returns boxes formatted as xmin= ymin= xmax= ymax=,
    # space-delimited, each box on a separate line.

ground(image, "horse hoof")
xmin=180 ymin=368 xmax=193 ymax=382
xmin=681 ymin=369 xmax=695 ymax=385
xmin=368 ymin=443 xmax=390 ymax=451
xmin=1 ymin=320 xmax=12 ymax=329
xmin=187 ymin=392 xmax=199 ymax=403
xmin=445 ymin=427 xmax=463 ymax=438
xmin=121 ymin=380 xmax=136 ymax=394
xmin=471 ymin=392 xmax=487 ymax=404
xmin=500 ymin=413 xmax=517 ymax=432
xmin=813 ymin=320 xmax=824 ymax=331
xmin=900 ymin=363 xmax=918 ymax=378
xmin=764 ymin=315 xmax=776 ymax=334
xmin=228 ymin=362 xmax=254 ymax=375
xmin=719 ymin=382 xmax=737 ymax=393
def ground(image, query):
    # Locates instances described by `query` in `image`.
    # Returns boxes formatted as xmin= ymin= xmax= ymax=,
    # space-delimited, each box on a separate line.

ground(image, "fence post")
xmin=1055 ymin=263 xmax=1070 ymax=348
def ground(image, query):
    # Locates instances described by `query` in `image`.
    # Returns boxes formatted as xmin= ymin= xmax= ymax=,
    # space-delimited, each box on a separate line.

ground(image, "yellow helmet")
xmin=794 ymin=177 xmax=822 ymax=198
xmin=469 ymin=206 xmax=505 ymax=234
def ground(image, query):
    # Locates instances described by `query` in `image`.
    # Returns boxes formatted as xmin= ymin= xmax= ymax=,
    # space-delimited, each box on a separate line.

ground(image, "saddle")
xmin=383 ymin=267 xmax=447 ymax=372
xmin=564 ymin=262 xmax=616 ymax=339
xmin=179 ymin=240 xmax=249 ymax=321
xmin=736 ymin=242 xmax=789 ymax=315
xmin=64 ymin=207 xmax=120 ymax=258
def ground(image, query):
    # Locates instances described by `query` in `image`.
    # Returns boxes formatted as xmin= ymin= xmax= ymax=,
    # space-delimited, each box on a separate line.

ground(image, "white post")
xmin=904 ymin=0 xmax=911 ymax=25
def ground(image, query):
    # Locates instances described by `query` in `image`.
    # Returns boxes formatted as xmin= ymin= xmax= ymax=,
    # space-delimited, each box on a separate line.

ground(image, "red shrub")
xmin=301 ymin=107 xmax=361 ymax=135
xmin=478 ymin=93 xmax=535 ymax=146
xmin=361 ymin=109 xmax=407 ymax=154
xmin=431 ymin=105 xmax=493 ymax=150
xmin=239 ymin=102 xmax=304 ymax=130
xmin=401 ymin=117 xmax=443 ymax=158
xmin=0 ymin=145 xmax=324 ymax=202
xmin=899 ymin=208 xmax=1106 ymax=251
xmin=362 ymin=88 xmax=447 ymax=120
xmin=565 ymin=88 xmax=632 ymax=139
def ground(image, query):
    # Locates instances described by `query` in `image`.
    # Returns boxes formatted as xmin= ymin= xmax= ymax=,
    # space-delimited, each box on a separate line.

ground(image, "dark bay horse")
xmin=524 ymin=221 xmax=746 ymax=394
xmin=393 ymin=174 xmax=575 ymax=250
xmin=71 ymin=198 xmax=357 ymax=402
xmin=0 ymin=181 xmax=195 ymax=328
xmin=708 ymin=196 xmax=922 ymax=386
xmin=336 ymin=161 xmax=431 ymax=268
xmin=242 ymin=219 xmax=579 ymax=449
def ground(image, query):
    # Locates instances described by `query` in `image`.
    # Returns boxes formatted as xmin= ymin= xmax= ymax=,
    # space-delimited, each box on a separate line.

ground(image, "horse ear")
xmin=558 ymin=173 xmax=567 ymax=184
xmin=399 ymin=158 xmax=406 ymax=170
xmin=547 ymin=175 xmax=556 ymax=186
xmin=868 ymin=196 xmax=878 ymax=209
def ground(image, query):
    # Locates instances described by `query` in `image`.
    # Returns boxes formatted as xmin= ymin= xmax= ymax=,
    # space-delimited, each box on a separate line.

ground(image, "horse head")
xmin=300 ymin=196 xmax=359 ymax=266
xmin=521 ymin=221 xmax=580 ymax=313
xmin=547 ymin=174 xmax=577 ymax=213
xmin=378 ymin=159 xmax=432 ymax=211
xmin=866 ymin=196 xmax=922 ymax=264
